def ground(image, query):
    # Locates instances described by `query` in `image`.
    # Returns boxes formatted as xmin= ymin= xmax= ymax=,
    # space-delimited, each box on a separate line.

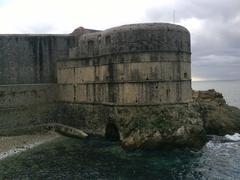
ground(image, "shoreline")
xmin=1 ymin=130 xmax=239 ymax=162
xmin=0 ymin=132 xmax=61 ymax=161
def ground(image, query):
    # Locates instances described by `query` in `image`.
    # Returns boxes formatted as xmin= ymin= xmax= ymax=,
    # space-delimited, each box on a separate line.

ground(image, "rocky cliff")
xmin=120 ymin=104 xmax=206 ymax=150
xmin=192 ymin=89 xmax=240 ymax=135
xmin=121 ymin=89 xmax=240 ymax=150
xmin=1 ymin=88 xmax=239 ymax=150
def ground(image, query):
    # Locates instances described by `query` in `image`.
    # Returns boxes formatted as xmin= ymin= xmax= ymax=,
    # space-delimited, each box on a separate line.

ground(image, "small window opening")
xmin=98 ymin=35 xmax=101 ymax=41
xmin=184 ymin=72 xmax=188 ymax=79
xmin=88 ymin=40 xmax=94 ymax=50
xmin=105 ymin=36 xmax=111 ymax=45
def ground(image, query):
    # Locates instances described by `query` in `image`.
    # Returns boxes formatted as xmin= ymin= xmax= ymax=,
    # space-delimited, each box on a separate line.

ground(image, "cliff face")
xmin=193 ymin=89 xmax=240 ymax=135
xmin=116 ymin=89 xmax=240 ymax=150
xmin=119 ymin=104 xmax=207 ymax=149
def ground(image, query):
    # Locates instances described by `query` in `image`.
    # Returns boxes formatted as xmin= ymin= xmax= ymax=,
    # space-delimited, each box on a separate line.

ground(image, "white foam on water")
xmin=225 ymin=133 xmax=240 ymax=141
xmin=0 ymin=141 xmax=44 ymax=160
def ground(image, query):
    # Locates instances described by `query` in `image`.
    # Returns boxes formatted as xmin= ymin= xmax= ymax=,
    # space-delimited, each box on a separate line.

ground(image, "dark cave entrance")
xmin=105 ymin=122 xmax=120 ymax=141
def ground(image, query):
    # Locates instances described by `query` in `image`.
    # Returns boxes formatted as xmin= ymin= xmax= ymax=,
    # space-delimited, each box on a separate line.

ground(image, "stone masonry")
xmin=0 ymin=23 xmax=193 ymax=142
xmin=58 ymin=23 xmax=192 ymax=105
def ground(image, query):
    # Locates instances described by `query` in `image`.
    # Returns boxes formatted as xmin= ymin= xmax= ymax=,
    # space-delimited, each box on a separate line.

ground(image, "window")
xmin=98 ymin=35 xmax=101 ymax=42
xmin=105 ymin=36 xmax=111 ymax=45
xmin=166 ymin=89 xmax=170 ymax=97
xmin=88 ymin=40 xmax=94 ymax=53
xmin=184 ymin=72 xmax=188 ymax=79
xmin=88 ymin=40 xmax=94 ymax=49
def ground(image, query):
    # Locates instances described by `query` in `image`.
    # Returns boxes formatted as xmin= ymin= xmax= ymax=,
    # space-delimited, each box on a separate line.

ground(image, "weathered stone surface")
xmin=0 ymin=35 xmax=76 ymax=84
xmin=71 ymin=26 xmax=101 ymax=36
xmin=70 ymin=23 xmax=190 ymax=58
xmin=46 ymin=123 xmax=88 ymax=139
xmin=0 ymin=84 xmax=58 ymax=108
xmin=193 ymin=89 xmax=240 ymax=135
xmin=59 ymin=23 xmax=192 ymax=106
xmin=1 ymin=23 xmax=240 ymax=150
xmin=118 ymin=105 xmax=206 ymax=149
xmin=0 ymin=84 xmax=58 ymax=134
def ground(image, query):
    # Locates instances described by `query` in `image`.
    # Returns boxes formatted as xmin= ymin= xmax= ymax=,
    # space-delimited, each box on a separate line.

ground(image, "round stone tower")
xmin=58 ymin=23 xmax=192 ymax=105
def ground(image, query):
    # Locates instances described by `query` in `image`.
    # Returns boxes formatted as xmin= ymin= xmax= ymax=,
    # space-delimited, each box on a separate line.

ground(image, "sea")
xmin=193 ymin=80 xmax=240 ymax=109
xmin=0 ymin=80 xmax=240 ymax=179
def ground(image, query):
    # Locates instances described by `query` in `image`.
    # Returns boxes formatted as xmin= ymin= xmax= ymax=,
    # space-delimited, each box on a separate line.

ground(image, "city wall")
xmin=0 ymin=35 xmax=75 ymax=84
xmin=0 ymin=84 xmax=58 ymax=134
xmin=0 ymin=34 xmax=76 ymax=133
xmin=0 ymin=23 xmax=193 ymax=138
xmin=56 ymin=23 xmax=193 ymax=137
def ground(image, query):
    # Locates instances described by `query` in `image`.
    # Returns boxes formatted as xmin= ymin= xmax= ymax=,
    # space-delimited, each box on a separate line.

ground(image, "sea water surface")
xmin=0 ymin=80 xmax=240 ymax=179
xmin=192 ymin=80 xmax=240 ymax=108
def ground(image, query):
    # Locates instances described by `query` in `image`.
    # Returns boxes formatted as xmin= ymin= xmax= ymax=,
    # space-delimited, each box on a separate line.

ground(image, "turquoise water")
xmin=0 ymin=80 xmax=240 ymax=179
xmin=0 ymin=136 xmax=240 ymax=179
xmin=193 ymin=80 xmax=240 ymax=108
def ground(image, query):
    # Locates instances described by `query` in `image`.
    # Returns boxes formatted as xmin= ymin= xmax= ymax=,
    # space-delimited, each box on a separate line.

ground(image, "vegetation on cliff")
xmin=192 ymin=89 xmax=240 ymax=135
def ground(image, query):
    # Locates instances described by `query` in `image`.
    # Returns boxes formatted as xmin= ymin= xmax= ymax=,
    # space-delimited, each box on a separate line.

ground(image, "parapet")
xmin=70 ymin=23 xmax=190 ymax=59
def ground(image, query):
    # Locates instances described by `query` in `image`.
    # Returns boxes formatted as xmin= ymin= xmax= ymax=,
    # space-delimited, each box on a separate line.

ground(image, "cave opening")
xmin=105 ymin=122 xmax=120 ymax=141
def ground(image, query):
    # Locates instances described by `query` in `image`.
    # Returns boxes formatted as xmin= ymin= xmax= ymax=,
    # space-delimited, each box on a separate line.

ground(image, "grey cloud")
xmin=146 ymin=0 xmax=240 ymax=80
xmin=146 ymin=0 xmax=240 ymax=22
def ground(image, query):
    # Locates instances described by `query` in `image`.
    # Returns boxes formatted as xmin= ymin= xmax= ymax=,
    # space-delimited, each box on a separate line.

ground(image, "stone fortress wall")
xmin=0 ymin=35 xmax=76 ymax=84
xmin=0 ymin=23 xmax=193 ymax=136
xmin=0 ymin=35 xmax=76 ymax=132
xmin=57 ymin=23 xmax=192 ymax=105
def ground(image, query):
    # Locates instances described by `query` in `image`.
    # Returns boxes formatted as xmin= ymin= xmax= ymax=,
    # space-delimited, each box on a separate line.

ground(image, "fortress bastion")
xmin=0 ymin=23 xmax=207 ymax=149
xmin=58 ymin=23 xmax=192 ymax=105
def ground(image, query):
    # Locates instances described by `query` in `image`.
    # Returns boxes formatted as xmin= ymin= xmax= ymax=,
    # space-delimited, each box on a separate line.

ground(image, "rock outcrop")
xmin=120 ymin=89 xmax=240 ymax=150
xmin=118 ymin=104 xmax=207 ymax=150
xmin=193 ymin=89 xmax=240 ymax=135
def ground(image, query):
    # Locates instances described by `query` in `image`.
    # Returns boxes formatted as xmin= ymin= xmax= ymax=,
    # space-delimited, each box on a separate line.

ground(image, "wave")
xmin=224 ymin=133 xmax=240 ymax=141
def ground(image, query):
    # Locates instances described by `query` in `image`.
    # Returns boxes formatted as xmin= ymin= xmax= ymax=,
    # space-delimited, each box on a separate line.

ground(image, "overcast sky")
xmin=0 ymin=0 xmax=239 ymax=81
